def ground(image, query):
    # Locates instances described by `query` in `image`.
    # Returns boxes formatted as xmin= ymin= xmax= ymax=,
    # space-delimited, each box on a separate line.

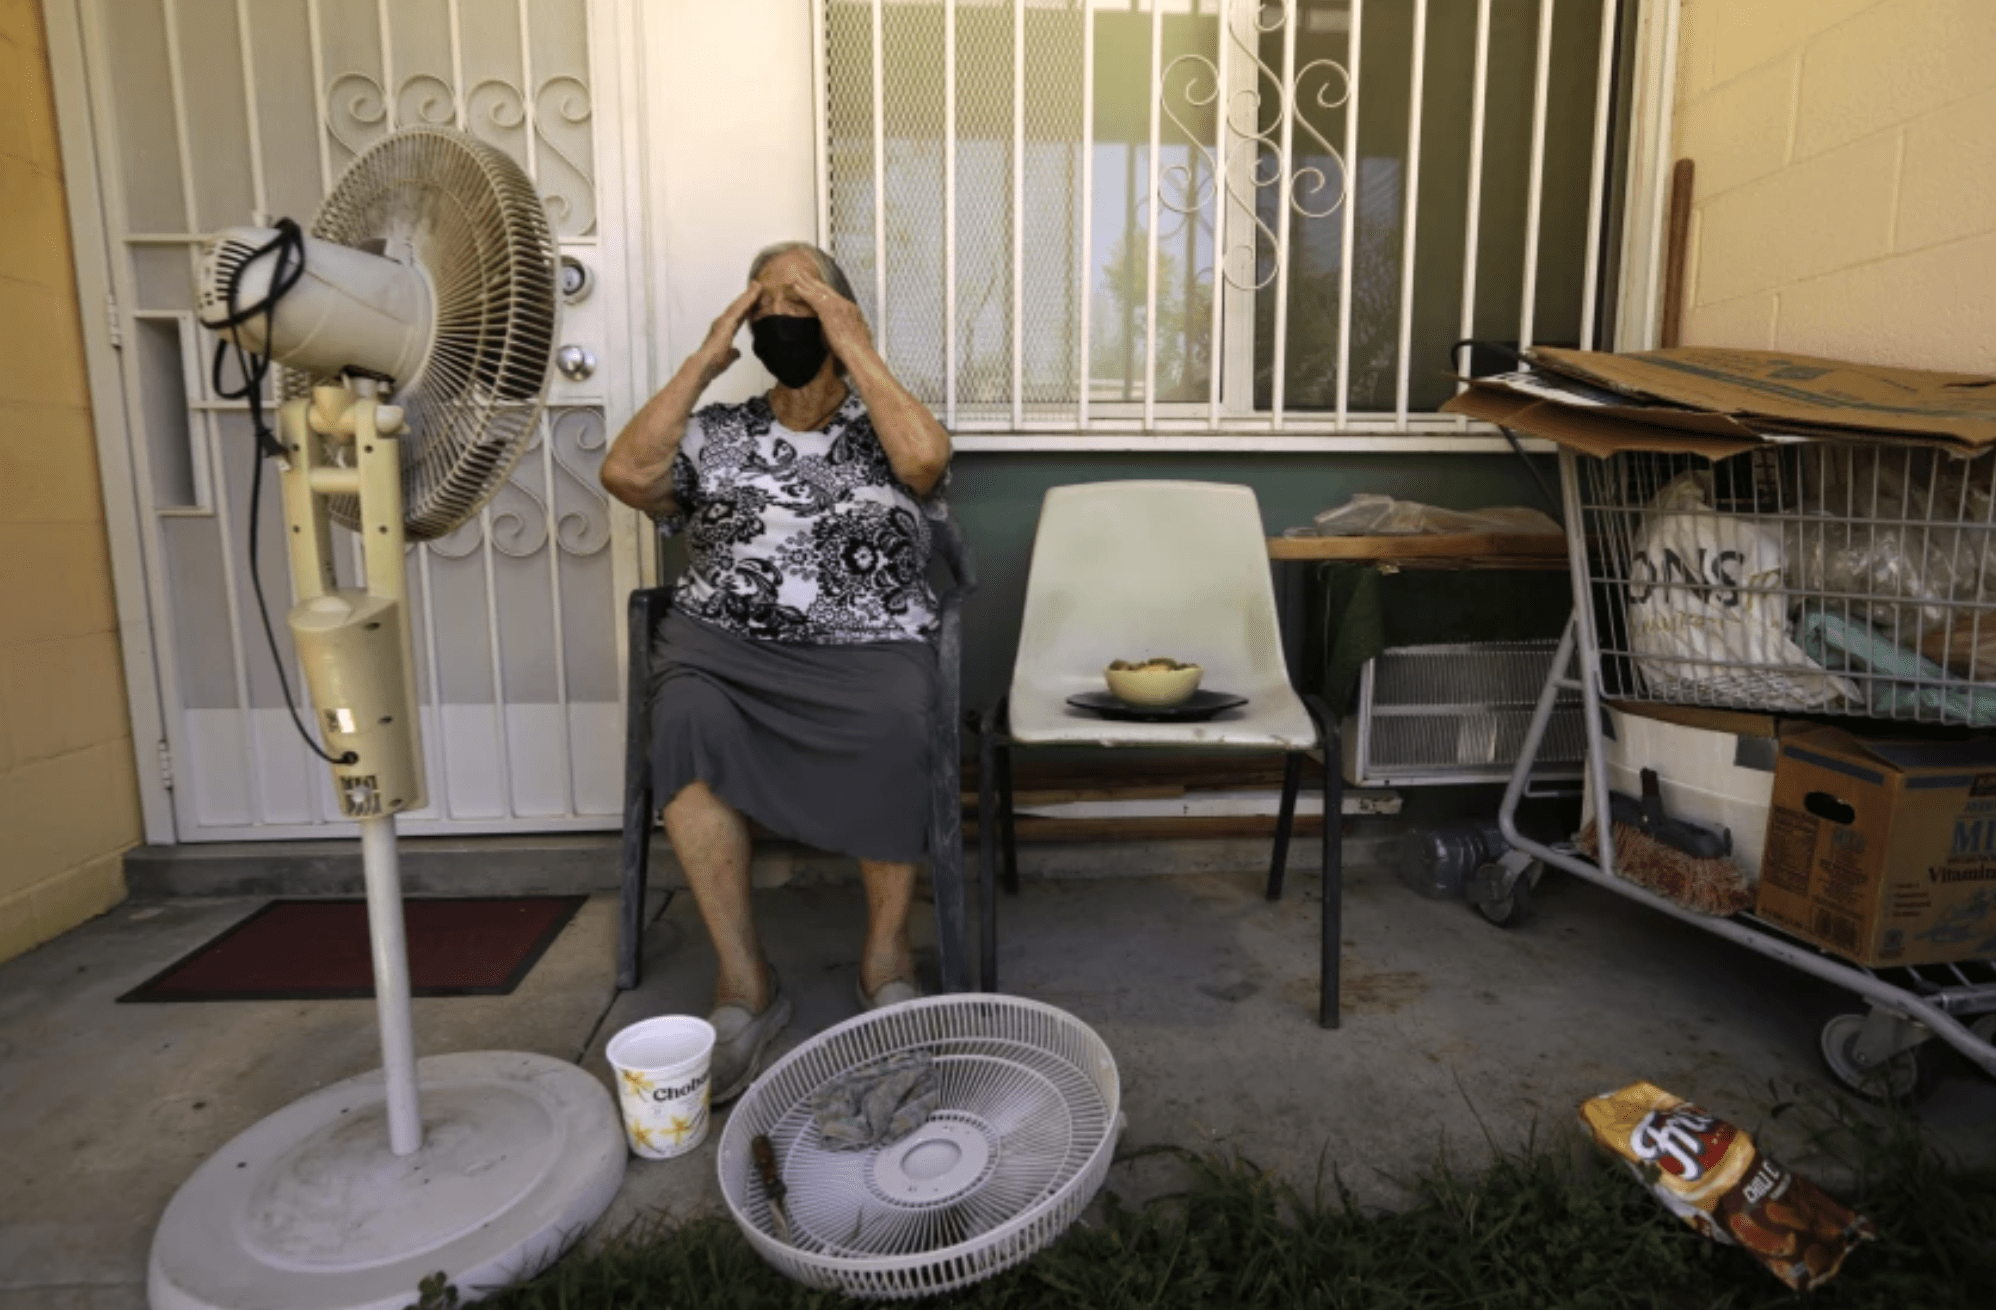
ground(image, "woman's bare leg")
xmin=857 ymin=860 xmax=919 ymax=995
xmin=662 ymin=781 xmax=771 ymax=1012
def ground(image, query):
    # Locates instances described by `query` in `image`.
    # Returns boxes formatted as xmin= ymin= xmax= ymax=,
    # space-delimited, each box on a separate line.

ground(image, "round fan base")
xmin=149 ymin=1052 xmax=624 ymax=1310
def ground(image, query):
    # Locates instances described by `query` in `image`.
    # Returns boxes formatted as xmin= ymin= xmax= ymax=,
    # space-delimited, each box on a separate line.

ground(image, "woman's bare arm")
xmin=599 ymin=284 xmax=760 ymax=516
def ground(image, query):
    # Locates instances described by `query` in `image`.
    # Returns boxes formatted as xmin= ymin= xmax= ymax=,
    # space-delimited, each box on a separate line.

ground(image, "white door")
xmin=62 ymin=0 xmax=642 ymax=839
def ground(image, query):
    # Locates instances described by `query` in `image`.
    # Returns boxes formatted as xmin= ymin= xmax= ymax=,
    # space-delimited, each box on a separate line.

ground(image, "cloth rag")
xmin=1316 ymin=562 xmax=1385 ymax=716
xmin=811 ymin=1051 xmax=941 ymax=1152
xmin=1800 ymin=607 xmax=1996 ymax=727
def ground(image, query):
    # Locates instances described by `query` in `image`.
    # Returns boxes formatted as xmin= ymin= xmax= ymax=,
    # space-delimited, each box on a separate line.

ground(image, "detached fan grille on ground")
xmin=719 ymin=996 xmax=1120 ymax=1299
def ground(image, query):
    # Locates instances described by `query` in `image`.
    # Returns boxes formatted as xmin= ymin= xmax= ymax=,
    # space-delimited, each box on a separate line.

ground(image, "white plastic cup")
xmin=607 ymin=1015 xmax=717 ymax=1159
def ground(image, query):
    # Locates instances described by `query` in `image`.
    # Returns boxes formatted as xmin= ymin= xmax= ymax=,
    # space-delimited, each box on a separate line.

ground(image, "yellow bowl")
xmin=1104 ymin=661 xmax=1203 ymax=707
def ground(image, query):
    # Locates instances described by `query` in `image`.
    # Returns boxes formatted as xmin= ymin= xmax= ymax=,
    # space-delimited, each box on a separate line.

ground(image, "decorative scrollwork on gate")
xmin=322 ymin=66 xmax=595 ymax=239
xmin=1155 ymin=1 xmax=1351 ymax=293
xmin=395 ymin=73 xmax=459 ymax=132
xmin=549 ymin=408 xmax=610 ymax=556
xmin=325 ymin=71 xmax=390 ymax=161
xmin=488 ymin=428 xmax=553 ymax=559
xmin=419 ymin=410 xmax=608 ymax=562
xmin=326 ymin=72 xmax=473 ymax=158
xmin=427 ymin=513 xmax=484 ymax=561
xmin=534 ymin=76 xmax=597 ymax=238
xmin=466 ymin=76 xmax=531 ymax=144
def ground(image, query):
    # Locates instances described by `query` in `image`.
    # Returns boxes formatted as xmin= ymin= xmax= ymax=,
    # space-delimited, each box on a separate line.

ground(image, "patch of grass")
xmin=483 ymin=1093 xmax=1994 ymax=1310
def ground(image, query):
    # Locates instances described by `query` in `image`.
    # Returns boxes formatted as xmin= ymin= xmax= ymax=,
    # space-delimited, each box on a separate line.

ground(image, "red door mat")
xmin=119 ymin=896 xmax=587 ymax=1003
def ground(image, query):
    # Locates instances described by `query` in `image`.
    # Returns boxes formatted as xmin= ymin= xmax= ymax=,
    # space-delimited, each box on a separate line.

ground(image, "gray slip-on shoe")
xmin=708 ymin=976 xmax=792 ymax=1106
xmin=856 ymin=974 xmax=924 ymax=1012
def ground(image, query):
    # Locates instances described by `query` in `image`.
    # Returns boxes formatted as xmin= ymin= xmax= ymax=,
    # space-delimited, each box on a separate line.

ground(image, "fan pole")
xmin=359 ymin=813 xmax=422 ymax=1153
xmin=280 ymin=384 xmax=431 ymax=1155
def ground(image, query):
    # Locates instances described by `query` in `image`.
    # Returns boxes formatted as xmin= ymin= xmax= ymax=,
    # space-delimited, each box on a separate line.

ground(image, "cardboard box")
xmin=1757 ymin=727 xmax=1996 ymax=967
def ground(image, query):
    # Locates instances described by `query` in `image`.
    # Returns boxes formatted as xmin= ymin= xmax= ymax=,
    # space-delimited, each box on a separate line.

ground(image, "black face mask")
xmin=750 ymin=315 xmax=830 ymax=388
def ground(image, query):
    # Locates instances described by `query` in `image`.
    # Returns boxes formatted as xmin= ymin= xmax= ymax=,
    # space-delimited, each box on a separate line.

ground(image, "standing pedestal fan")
xmin=150 ymin=128 xmax=624 ymax=1310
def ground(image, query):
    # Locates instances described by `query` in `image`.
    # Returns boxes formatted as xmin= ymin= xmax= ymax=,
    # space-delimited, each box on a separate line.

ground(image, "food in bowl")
xmin=1104 ymin=657 xmax=1203 ymax=707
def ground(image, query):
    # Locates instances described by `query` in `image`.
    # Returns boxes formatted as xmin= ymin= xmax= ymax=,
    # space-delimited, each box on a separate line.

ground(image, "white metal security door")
xmin=65 ymin=0 xmax=638 ymax=839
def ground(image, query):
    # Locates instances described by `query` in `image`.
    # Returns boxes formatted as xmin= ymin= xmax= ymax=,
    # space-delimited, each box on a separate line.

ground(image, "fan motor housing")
xmin=200 ymin=227 xmax=434 ymax=388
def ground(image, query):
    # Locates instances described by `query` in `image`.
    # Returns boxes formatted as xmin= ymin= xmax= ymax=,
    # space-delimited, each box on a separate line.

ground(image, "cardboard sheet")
xmin=1441 ymin=382 xmax=1764 ymax=459
xmin=1530 ymin=348 xmax=1996 ymax=448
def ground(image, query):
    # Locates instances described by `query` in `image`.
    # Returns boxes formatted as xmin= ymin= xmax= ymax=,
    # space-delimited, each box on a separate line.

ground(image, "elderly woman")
xmin=599 ymin=242 xmax=952 ymax=1103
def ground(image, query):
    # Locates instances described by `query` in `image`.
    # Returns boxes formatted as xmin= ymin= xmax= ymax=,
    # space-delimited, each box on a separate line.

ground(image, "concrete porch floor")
xmin=2 ymin=856 xmax=1992 ymax=1310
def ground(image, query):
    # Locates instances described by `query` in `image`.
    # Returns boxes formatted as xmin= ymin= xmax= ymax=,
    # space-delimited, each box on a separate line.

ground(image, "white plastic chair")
xmin=976 ymin=481 xmax=1342 ymax=1027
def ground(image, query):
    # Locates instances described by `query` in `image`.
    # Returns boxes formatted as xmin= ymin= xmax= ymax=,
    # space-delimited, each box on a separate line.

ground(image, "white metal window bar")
xmin=817 ymin=0 xmax=1630 ymax=444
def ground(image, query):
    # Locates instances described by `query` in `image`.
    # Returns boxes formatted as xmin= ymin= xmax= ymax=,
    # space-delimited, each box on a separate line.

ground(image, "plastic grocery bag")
xmin=1305 ymin=493 xmax=1560 ymax=538
xmin=1625 ymin=472 xmax=1856 ymax=710
xmin=1785 ymin=446 xmax=1996 ymax=681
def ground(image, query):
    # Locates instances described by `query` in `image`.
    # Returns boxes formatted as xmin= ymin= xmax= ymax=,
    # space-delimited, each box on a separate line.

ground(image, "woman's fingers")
xmin=787 ymin=271 xmax=840 ymax=308
xmin=792 ymin=275 xmax=865 ymax=332
xmin=703 ymin=285 xmax=760 ymax=359
xmin=717 ymin=284 xmax=757 ymax=332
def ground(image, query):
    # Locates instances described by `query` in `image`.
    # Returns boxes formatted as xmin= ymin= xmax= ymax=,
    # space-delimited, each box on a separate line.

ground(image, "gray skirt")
xmin=648 ymin=610 xmax=939 ymax=863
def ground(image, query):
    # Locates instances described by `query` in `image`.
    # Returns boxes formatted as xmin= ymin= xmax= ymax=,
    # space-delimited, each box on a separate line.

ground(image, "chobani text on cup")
xmin=651 ymin=1073 xmax=708 ymax=1103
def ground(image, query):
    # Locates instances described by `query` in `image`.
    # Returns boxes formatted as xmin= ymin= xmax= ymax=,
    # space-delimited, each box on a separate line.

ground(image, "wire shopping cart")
xmin=1492 ymin=440 xmax=1996 ymax=1102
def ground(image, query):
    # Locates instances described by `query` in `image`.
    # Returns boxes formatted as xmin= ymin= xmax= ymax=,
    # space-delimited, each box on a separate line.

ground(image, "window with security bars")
xmin=818 ymin=0 xmax=1634 ymax=436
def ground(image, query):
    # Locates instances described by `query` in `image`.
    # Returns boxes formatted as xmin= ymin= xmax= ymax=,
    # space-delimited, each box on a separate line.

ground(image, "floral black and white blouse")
xmin=660 ymin=393 xmax=946 ymax=644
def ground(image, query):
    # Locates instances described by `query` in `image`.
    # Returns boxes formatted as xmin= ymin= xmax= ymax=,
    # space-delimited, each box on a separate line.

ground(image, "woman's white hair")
xmin=747 ymin=241 xmax=860 ymax=305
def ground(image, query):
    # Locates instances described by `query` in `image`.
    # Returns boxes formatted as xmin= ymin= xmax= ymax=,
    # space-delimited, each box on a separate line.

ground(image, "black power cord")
xmin=202 ymin=219 xmax=357 ymax=768
xmin=1449 ymin=337 xmax=1563 ymax=520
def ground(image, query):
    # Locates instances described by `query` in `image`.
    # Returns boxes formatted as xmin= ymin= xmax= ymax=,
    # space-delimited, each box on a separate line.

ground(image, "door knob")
xmin=556 ymin=345 xmax=596 ymax=381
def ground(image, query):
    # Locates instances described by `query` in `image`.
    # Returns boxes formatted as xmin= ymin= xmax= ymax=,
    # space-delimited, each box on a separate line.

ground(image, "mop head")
xmin=1578 ymin=819 xmax=1754 ymax=916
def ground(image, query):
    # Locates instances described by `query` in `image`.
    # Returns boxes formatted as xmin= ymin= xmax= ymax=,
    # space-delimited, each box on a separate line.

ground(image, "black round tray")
xmin=1065 ymin=690 xmax=1249 ymax=723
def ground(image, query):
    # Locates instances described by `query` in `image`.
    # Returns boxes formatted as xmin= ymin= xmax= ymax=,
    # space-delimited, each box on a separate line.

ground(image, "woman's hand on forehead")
xmin=750 ymin=262 xmax=831 ymax=319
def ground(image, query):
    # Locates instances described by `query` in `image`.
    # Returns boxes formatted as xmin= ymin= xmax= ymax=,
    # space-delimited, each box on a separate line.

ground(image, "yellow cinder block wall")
xmin=0 ymin=0 xmax=141 ymax=963
xmin=1674 ymin=0 xmax=1996 ymax=370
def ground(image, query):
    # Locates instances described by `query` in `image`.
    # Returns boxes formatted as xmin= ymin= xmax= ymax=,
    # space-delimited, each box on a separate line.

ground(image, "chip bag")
xmin=1580 ymin=1082 xmax=1875 ymax=1291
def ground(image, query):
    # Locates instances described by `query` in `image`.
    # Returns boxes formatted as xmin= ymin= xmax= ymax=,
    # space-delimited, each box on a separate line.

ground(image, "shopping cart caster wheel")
xmin=1472 ymin=860 xmax=1534 ymax=929
xmin=1819 ymin=1013 xmax=1938 ymax=1104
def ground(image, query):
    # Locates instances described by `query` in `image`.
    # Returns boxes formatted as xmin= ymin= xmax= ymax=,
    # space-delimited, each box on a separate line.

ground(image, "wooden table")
xmin=1266 ymin=532 xmax=1570 ymax=567
xmin=1267 ymin=532 xmax=1570 ymax=693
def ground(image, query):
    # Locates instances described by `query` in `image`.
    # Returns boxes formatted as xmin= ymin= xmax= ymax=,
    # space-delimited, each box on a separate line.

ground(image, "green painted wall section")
xmin=943 ymin=451 xmax=1564 ymax=710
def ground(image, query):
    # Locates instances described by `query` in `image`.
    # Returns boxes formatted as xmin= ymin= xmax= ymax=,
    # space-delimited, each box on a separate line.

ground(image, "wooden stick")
xmin=1659 ymin=158 xmax=1694 ymax=348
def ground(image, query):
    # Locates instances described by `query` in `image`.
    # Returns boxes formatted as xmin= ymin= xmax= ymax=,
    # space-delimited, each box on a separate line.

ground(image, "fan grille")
xmin=720 ymin=996 xmax=1120 ymax=1299
xmin=280 ymin=128 xmax=558 ymax=541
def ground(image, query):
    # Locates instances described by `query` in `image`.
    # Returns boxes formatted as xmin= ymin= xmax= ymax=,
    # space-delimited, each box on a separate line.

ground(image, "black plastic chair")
xmin=615 ymin=512 xmax=978 ymax=994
